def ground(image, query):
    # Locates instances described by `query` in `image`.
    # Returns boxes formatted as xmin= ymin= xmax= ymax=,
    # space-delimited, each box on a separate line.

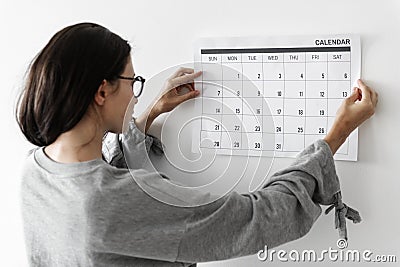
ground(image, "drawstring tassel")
xmin=325 ymin=191 xmax=362 ymax=241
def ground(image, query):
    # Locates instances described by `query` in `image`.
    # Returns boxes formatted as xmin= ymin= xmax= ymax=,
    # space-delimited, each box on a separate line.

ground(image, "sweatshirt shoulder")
xmin=20 ymin=147 xmax=43 ymax=176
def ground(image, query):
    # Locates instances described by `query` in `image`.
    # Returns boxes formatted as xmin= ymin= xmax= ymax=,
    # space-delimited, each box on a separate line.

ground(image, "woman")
xmin=17 ymin=22 xmax=377 ymax=266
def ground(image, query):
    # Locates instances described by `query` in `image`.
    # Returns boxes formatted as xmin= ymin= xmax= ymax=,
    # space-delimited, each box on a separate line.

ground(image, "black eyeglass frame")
xmin=117 ymin=75 xmax=145 ymax=98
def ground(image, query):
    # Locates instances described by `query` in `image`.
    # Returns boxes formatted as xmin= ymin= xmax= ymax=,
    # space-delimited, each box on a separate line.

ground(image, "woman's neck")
xmin=44 ymin=114 xmax=105 ymax=163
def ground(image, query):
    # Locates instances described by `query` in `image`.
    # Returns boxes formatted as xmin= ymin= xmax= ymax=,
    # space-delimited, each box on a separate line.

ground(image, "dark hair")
xmin=16 ymin=22 xmax=131 ymax=146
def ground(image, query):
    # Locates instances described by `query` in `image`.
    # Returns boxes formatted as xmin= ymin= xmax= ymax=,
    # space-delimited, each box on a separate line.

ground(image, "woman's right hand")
xmin=324 ymin=79 xmax=378 ymax=154
xmin=152 ymin=68 xmax=202 ymax=116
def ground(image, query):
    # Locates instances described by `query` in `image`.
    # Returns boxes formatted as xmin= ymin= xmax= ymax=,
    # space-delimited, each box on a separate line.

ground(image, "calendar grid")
xmin=240 ymin=53 xmax=244 ymax=150
xmin=198 ymin=45 xmax=355 ymax=156
xmin=220 ymin=54 xmax=223 ymax=147
xmin=282 ymin=53 xmax=286 ymax=151
xmin=304 ymin=52 xmax=307 ymax=149
xmin=261 ymin=54 xmax=265 ymax=151
xmin=326 ymin=51 xmax=329 ymax=140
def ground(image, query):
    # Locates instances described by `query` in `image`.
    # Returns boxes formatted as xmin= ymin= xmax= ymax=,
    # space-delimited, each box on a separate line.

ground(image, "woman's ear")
xmin=94 ymin=80 xmax=108 ymax=106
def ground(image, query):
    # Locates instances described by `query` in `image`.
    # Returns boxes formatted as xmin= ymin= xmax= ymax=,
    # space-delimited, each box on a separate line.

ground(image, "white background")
xmin=1 ymin=0 xmax=399 ymax=266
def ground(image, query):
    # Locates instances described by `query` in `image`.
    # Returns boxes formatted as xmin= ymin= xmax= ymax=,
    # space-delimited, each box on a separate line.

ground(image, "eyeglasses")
xmin=117 ymin=75 xmax=145 ymax=98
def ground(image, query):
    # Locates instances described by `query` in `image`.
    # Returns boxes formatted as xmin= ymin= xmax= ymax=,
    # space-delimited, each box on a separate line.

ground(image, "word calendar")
xmin=192 ymin=35 xmax=360 ymax=161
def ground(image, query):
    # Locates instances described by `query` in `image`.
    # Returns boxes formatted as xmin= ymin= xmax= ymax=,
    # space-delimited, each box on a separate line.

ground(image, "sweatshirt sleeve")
xmin=102 ymin=117 xmax=164 ymax=169
xmin=176 ymin=139 xmax=343 ymax=263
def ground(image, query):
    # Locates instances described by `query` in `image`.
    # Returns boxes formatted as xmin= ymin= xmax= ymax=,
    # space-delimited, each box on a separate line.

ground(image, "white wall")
xmin=1 ymin=0 xmax=399 ymax=266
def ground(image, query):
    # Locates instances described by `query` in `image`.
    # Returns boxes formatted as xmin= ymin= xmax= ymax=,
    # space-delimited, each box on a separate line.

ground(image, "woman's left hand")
xmin=152 ymin=67 xmax=202 ymax=115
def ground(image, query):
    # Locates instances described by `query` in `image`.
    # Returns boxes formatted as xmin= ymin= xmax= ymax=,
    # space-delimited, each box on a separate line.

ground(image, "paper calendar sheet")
xmin=191 ymin=35 xmax=360 ymax=161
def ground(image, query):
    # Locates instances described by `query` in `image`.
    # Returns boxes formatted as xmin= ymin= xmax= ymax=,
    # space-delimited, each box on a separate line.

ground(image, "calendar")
xmin=191 ymin=35 xmax=360 ymax=161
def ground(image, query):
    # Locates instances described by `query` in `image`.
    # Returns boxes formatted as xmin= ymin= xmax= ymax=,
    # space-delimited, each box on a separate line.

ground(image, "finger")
xmin=356 ymin=87 xmax=362 ymax=101
xmin=180 ymin=84 xmax=195 ymax=92
xmin=175 ymin=85 xmax=194 ymax=96
xmin=171 ymin=71 xmax=202 ymax=87
xmin=177 ymin=82 xmax=196 ymax=92
xmin=177 ymin=89 xmax=200 ymax=103
xmin=347 ymin=87 xmax=361 ymax=103
xmin=187 ymin=82 xmax=195 ymax=91
xmin=357 ymin=79 xmax=372 ymax=102
xmin=171 ymin=67 xmax=194 ymax=78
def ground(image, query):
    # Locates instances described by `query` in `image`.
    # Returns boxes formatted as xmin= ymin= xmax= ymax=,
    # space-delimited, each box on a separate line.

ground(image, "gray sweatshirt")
xmin=20 ymin=118 xmax=352 ymax=267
